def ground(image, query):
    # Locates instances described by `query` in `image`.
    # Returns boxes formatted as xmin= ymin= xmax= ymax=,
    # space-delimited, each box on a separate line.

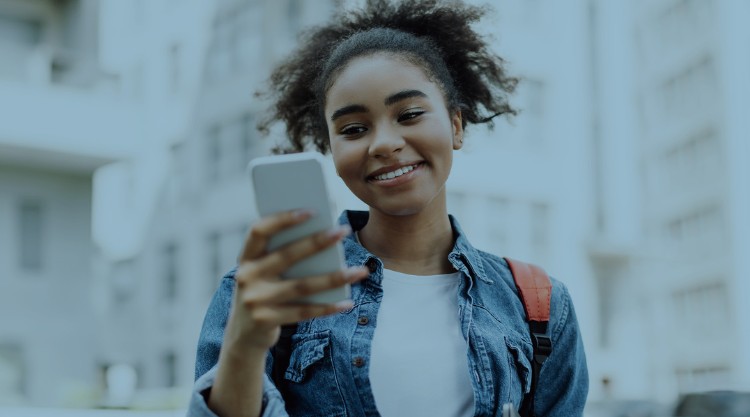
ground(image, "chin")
xmin=357 ymin=191 xmax=440 ymax=217
xmin=369 ymin=199 xmax=432 ymax=217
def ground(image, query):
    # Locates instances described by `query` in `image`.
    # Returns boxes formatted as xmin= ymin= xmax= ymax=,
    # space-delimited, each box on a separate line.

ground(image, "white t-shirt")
xmin=369 ymin=268 xmax=475 ymax=417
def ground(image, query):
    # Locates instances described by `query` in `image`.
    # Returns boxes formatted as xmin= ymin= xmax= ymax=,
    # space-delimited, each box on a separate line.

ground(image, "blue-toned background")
xmin=1 ymin=0 xmax=748 ymax=415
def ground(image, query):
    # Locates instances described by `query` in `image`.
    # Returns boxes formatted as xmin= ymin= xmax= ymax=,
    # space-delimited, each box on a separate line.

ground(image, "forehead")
xmin=324 ymin=53 xmax=443 ymax=108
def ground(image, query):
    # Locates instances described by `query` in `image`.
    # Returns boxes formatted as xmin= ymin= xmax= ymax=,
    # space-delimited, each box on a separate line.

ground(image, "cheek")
xmin=420 ymin=122 xmax=456 ymax=152
xmin=330 ymin=142 xmax=359 ymax=176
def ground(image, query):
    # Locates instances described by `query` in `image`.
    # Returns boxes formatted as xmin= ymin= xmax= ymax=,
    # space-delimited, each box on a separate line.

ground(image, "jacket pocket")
xmin=505 ymin=336 xmax=533 ymax=398
xmin=282 ymin=330 xmax=347 ymax=417
xmin=284 ymin=330 xmax=332 ymax=383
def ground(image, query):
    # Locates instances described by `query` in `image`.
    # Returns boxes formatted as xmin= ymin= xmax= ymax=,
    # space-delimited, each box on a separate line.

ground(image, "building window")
xmin=18 ymin=200 xmax=44 ymax=271
xmin=228 ymin=225 xmax=248 ymax=267
xmin=170 ymin=141 xmax=190 ymax=199
xmin=675 ymin=366 xmax=730 ymax=394
xmin=0 ymin=15 xmax=41 ymax=46
xmin=660 ymin=56 xmax=717 ymax=120
xmin=207 ymin=116 xmax=263 ymax=182
xmin=236 ymin=4 xmax=263 ymax=71
xmin=661 ymin=128 xmax=721 ymax=189
xmin=519 ymin=79 xmax=546 ymax=144
xmin=207 ymin=19 xmax=233 ymax=82
xmin=163 ymin=351 xmax=177 ymax=388
xmin=287 ymin=0 xmax=303 ymax=35
xmin=666 ymin=204 xmax=724 ymax=247
xmin=223 ymin=118 xmax=244 ymax=176
xmin=654 ymin=0 xmax=714 ymax=57
xmin=168 ymin=43 xmax=181 ymax=94
xmin=207 ymin=225 xmax=250 ymax=295
xmin=0 ymin=344 xmax=25 ymax=400
xmin=530 ymin=202 xmax=549 ymax=251
xmin=208 ymin=3 xmax=263 ymax=82
xmin=486 ymin=196 xmax=509 ymax=254
xmin=672 ymin=281 xmax=729 ymax=342
xmin=0 ymin=15 xmax=41 ymax=79
xmin=207 ymin=231 xmax=221 ymax=291
xmin=242 ymin=113 xmax=261 ymax=162
xmin=206 ymin=126 xmax=221 ymax=182
xmin=111 ymin=259 xmax=136 ymax=308
xmin=163 ymin=243 xmax=178 ymax=300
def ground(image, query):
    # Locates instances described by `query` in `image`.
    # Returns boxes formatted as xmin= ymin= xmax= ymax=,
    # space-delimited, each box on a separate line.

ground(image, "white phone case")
xmin=247 ymin=152 xmax=350 ymax=304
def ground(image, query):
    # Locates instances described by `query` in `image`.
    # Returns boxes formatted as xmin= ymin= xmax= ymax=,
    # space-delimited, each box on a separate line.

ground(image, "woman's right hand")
xmin=224 ymin=209 xmax=369 ymax=352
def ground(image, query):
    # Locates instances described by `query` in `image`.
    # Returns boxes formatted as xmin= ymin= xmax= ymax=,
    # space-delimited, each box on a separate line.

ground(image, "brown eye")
xmin=398 ymin=110 xmax=425 ymax=122
xmin=340 ymin=124 xmax=367 ymax=137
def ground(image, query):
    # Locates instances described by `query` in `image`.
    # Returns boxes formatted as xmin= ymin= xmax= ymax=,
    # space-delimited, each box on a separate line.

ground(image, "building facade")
xmin=0 ymin=0 xmax=141 ymax=407
xmin=10 ymin=0 xmax=744 ymax=409
xmin=589 ymin=0 xmax=750 ymax=402
xmin=107 ymin=0 xmax=340 ymax=396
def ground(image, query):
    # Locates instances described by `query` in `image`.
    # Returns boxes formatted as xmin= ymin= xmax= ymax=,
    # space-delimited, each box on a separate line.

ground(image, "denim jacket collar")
xmin=337 ymin=210 xmax=493 ymax=285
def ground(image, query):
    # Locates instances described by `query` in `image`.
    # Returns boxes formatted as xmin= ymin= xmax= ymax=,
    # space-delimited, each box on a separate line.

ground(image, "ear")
xmin=451 ymin=109 xmax=464 ymax=150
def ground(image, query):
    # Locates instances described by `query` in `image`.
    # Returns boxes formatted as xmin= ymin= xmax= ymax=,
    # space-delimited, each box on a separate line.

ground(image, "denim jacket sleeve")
xmin=535 ymin=281 xmax=589 ymax=416
xmin=187 ymin=273 xmax=290 ymax=417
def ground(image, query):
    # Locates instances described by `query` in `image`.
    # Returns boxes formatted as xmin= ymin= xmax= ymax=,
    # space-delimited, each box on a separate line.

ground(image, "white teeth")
xmin=374 ymin=164 xmax=418 ymax=181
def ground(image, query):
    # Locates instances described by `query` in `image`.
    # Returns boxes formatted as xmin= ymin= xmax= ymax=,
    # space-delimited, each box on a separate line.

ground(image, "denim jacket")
xmin=188 ymin=210 xmax=588 ymax=417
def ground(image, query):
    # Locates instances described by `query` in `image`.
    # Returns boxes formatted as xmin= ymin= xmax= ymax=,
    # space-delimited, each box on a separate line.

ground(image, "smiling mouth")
xmin=369 ymin=162 xmax=424 ymax=181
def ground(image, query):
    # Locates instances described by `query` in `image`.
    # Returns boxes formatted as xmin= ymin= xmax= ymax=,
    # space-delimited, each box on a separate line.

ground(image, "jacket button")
xmin=366 ymin=259 xmax=378 ymax=273
xmin=352 ymin=357 xmax=365 ymax=367
xmin=357 ymin=316 xmax=369 ymax=325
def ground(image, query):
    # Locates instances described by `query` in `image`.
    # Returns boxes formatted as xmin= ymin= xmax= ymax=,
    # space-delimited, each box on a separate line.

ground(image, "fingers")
xmin=250 ymin=300 xmax=355 ymax=329
xmin=234 ymin=211 xmax=364 ymax=334
xmin=240 ymin=209 xmax=314 ymax=261
xmin=253 ymin=225 xmax=351 ymax=276
xmin=236 ymin=267 xmax=368 ymax=331
xmin=237 ymin=266 xmax=369 ymax=307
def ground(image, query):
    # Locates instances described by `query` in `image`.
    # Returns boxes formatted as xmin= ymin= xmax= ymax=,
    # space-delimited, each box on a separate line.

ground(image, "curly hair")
xmin=256 ymin=0 xmax=518 ymax=154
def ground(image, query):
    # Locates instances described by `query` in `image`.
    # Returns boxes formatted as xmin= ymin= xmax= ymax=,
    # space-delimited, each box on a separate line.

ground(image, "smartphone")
xmin=247 ymin=152 xmax=350 ymax=304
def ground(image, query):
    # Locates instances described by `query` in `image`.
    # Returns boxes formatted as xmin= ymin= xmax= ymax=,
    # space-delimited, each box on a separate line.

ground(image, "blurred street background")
xmin=1 ymin=0 xmax=749 ymax=415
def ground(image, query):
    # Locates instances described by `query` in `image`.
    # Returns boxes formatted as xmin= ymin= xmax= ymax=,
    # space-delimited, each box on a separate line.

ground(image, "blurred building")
xmin=0 ymin=0 xmax=141 ymax=407
xmin=586 ymin=0 xmax=750 ymax=403
xmin=97 ymin=0 xmax=341 ymax=397
xmin=90 ymin=0 xmax=213 ymax=405
xmin=14 ymin=0 xmax=745 ymax=410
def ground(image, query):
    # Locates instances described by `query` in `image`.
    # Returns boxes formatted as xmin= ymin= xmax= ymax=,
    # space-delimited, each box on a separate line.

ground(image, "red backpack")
xmin=504 ymin=257 xmax=553 ymax=417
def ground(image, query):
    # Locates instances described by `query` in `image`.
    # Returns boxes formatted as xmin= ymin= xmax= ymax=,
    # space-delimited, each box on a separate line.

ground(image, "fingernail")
xmin=335 ymin=300 xmax=354 ymax=310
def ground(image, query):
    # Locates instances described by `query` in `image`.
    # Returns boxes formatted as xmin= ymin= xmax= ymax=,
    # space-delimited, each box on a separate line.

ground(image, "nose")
xmin=368 ymin=123 xmax=405 ymax=158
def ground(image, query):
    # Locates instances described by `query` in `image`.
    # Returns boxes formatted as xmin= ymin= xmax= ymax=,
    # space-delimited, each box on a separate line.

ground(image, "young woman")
xmin=189 ymin=1 xmax=588 ymax=416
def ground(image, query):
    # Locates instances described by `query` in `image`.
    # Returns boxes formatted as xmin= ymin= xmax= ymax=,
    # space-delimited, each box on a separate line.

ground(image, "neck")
xmin=358 ymin=197 xmax=456 ymax=276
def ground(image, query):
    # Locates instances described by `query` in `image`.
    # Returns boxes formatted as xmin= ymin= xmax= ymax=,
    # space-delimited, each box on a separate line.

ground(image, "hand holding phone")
xmin=247 ymin=152 xmax=352 ymax=304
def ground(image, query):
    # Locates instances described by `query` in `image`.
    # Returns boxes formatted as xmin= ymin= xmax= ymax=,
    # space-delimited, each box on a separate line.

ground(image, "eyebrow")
xmin=329 ymin=89 xmax=428 ymax=122
xmin=384 ymin=89 xmax=427 ymax=106
xmin=330 ymin=104 xmax=368 ymax=122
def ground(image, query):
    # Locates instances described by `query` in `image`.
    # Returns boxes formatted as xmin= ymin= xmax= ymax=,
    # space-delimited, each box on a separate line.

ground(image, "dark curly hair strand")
xmin=256 ymin=0 xmax=518 ymax=154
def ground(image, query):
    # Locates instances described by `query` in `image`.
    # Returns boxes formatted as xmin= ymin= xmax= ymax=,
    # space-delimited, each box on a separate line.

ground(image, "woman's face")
xmin=324 ymin=53 xmax=463 ymax=217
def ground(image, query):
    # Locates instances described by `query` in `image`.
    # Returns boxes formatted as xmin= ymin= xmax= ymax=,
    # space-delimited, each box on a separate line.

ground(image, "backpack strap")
xmin=504 ymin=257 xmax=552 ymax=417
